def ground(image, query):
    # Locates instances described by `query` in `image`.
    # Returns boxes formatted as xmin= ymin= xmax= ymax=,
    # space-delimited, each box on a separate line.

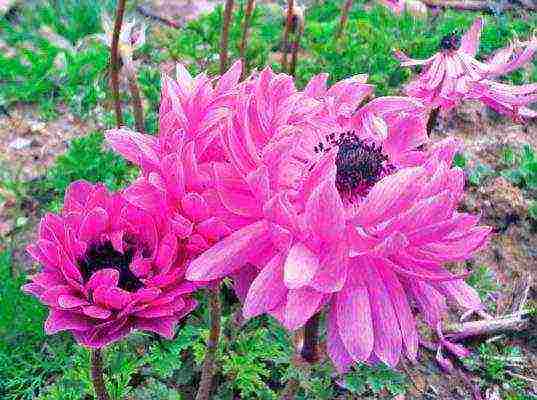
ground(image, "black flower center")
xmin=440 ymin=33 xmax=461 ymax=51
xmin=78 ymin=240 xmax=144 ymax=292
xmin=334 ymin=132 xmax=393 ymax=199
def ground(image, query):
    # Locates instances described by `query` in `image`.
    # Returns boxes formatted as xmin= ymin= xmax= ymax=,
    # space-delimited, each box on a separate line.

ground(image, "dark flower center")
xmin=440 ymin=33 xmax=461 ymax=51
xmin=334 ymin=132 xmax=393 ymax=199
xmin=78 ymin=240 xmax=144 ymax=292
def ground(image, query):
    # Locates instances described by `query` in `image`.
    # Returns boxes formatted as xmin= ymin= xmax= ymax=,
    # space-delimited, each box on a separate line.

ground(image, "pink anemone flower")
xmin=396 ymin=18 xmax=537 ymax=120
xmin=186 ymin=72 xmax=491 ymax=371
xmin=23 ymin=181 xmax=197 ymax=348
xmin=106 ymin=61 xmax=247 ymax=260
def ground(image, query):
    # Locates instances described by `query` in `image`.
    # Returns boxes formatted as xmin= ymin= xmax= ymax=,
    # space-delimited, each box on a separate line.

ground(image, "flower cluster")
xmin=26 ymin=55 xmax=500 ymax=373
xmin=396 ymin=18 xmax=537 ymax=121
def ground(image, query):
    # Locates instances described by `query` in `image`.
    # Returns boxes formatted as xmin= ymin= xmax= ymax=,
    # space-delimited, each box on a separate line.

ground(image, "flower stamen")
xmin=79 ymin=240 xmax=144 ymax=292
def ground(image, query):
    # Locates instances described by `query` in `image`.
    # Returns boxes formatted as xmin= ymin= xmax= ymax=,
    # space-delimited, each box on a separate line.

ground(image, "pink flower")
xmin=23 ymin=181 xmax=197 ymax=348
xmin=105 ymin=61 xmax=249 ymax=273
xmin=396 ymin=18 xmax=537 ymax=120
xmin=186 ymin=72 xmax=491 ymax=371
xmin=378 ymin=0 xmax=405 ymax=14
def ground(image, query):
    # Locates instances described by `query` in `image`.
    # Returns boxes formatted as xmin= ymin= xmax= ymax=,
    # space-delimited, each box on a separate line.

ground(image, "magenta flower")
xmin=396 ymin=18 xmax=537 ymax=120
xmin=105 ymin=61 xmax=246 ymax=261
xmin=23 ymin=181 xmax=197 ymax=348
xmin=186 ymin=72 xmax=491 ymax=371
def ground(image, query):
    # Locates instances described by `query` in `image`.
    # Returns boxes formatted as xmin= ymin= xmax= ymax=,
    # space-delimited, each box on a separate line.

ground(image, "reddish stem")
xmin=127 ymin=70 xmax=145 ymax=133
xmin=336 ymin=0 xmax=353 ymax=39
xmin=289 ymin=24 xmax=302 ymax=78
xmin=301 ymin=313 xmax=320 ymax=363
xmin=239 ymin=0 xmax=256 ymax=79
xmin=91 ymin=349 xmax=110 ymax=400
xmin=110 ymin=0 xmax=126 ymax=127
xmin=195 ymin=287 xmax=222 ymax=400
xmin=427 ymin=107 xmax=440 ymax=135
xmin=219 ymin=0 xmax=235 ymax=75
xmin=281 ymin=0 xmax=295 ymax=71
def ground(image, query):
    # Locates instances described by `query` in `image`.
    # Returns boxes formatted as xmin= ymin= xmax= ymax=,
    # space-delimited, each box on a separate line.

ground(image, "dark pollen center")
xmin=334 ymin=132 xmax=392 ymax=198
xmin=78 ymin=240 xmax=144 ymax=292
xmin=440 ymin=33 xmax=461 ymax=51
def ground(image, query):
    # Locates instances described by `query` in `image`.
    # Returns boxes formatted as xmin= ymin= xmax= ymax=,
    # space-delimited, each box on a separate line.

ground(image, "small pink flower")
xmin=396 ymin=18 xmax=537 ymax=120
xmin=23 ymin=181 xmax=197 ymax=348
xmin=186 ymin=72 xmax=491 ymax=371
xmin=378 ymin=0 xmax=405 ymax=14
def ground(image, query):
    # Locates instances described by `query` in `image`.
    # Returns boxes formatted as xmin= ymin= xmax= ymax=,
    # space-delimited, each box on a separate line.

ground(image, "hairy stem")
xmin=427 ymin=107 xmax=440 ymax=135
xmin=195 ymin=287 xmax=222 ymax=400
xmin=219 ymin=0 xmax=235 ymax=75
xmin=281 ymin=0 xmax=295 ymax=71
xmin=126 ymin=69 xmax=145 ymax=133
xmin=289 ymin=25 xmax=302 ymax=78
xmin=91 ymin=349 xmax=109 ymax=400
xmin=239 ymin=0 xmax=256 ymax=79
xmin=336 ymin=0 xmax=353 ymax=39
xmin=280 ymin=378 xmax=300 ymax=400
xmin=111 ymin=0 xmax=126 ymax=127
xmin=301 ymin=313 xmax=320 ymax=363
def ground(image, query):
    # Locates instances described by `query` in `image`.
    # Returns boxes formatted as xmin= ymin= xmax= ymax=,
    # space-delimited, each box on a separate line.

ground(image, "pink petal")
xmin=310 ymin=242 xmax=348 ymax=293
xmin=243 ymin=253 xmax=287 ymax=319
xmin=186 ymin=221 xmax=270 ymax=281
xmin=130 ymin=258 xmax=153 ymax=278
xmin=304 ymin=177 xmax=346 ymax=243
xmin=283 ymin=242 xmax=320 ymax=290
xmin=283 ymin=286 xmax=324 ymax=330
xmin=326 ymin=300 xmax=353 ymax=373
xmin=58 ymin=294 xmax=89 ymax=309
xmin=459 ymin=17 xmax=484 ymax=56
xmin=154 ymin=233 xmax=178 ymax=274
xmin=196 ymin=217 xmax=232 ymax=243
xmin=93 ymin=285 xmax=131 ymax=310
xmin=45 ymin=309 xmax=93 ymax=334
xmin=83 ymin=305 xmax=112 ymax=319
xmin=363 ymin=257 xmax=402 ymax=367
xmin=181 ymin=192 xmax=209 ymax=223
xmin=170 ymin=212 xmax=194 ymax=239
xmin=136 ymin=317 xmax=178 ymax=339
xmin=105 ymin=128 xmax=160 ymax=172
xmin=86 ymin=269 xmax=120 ymax=292
xmin=63 ymin=180 xmax=94 ymax=212
xmin=216 ymin=60 xmax=242 ymax=94
xmin=78 ymin=207 xmax=109 ymax=242
xmin=355 ymin=167 xmax=424 ymax=226
xmin=336 ymin=261 xmax=374 ymax=362
xmin=377 ymin=259 xmax=418 ymax=361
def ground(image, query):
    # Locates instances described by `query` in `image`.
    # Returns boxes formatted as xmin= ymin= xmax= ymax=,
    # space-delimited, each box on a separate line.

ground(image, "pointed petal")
xmin=186 ymin=221 xmax=270 ymax=281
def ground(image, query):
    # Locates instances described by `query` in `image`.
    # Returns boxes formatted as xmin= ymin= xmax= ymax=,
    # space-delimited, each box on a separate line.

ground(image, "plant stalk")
xmin=111 ymin=0 xmax=126 ymax=127
xmin=336 ymin=0 xmax=353 ymax=39
xmin=301 ymin=313 xmax=320 ymax=363
xmin=91 ymin=349 xmax=110 ymax=400
xmin=219 ymin=0 xmax=235 ymax=75
xmin=289 ymin=24 xmax=302 ymax=78
xmin=195 ymin=286 xmax=222 ymax=400
xmin=281 ymin=0 xmax=295 ymax=71
xmin=126 ymin=69 xmax=145 ymax=133
xmin=239 ymin=0 xmax=256 ymax=79
xmin=427 ymin=107 xmax=440 ymax=135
